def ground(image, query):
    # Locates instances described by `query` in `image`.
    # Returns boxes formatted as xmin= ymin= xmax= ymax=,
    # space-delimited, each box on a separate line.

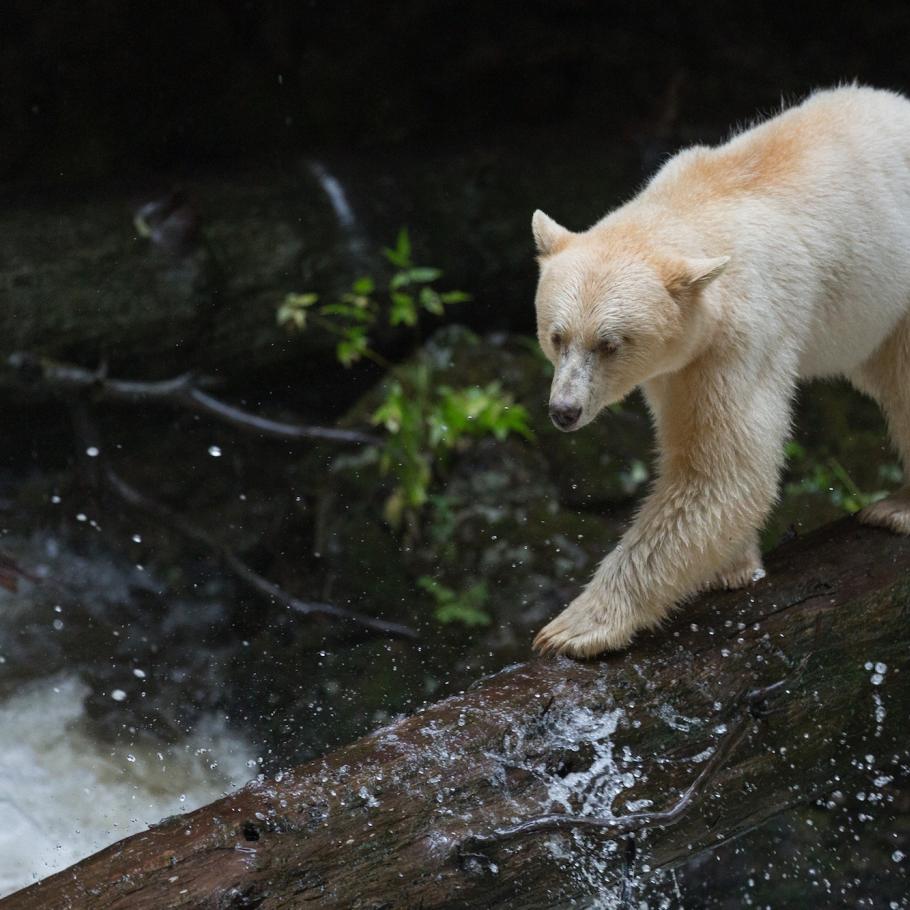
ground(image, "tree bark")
xmin=4 ymin=517 xmax=909 ymax=909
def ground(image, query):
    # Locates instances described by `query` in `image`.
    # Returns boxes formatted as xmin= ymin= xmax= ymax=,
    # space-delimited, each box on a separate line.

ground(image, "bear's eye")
xmin=596 ymin=337 xmax=620 ymax=356
xmin=550 ymin=331 xmax=563 ymax=349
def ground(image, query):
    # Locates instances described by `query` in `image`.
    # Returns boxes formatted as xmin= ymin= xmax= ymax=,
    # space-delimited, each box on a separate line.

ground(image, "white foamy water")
xmin=0 ymin=674 xmax=255 ymax=897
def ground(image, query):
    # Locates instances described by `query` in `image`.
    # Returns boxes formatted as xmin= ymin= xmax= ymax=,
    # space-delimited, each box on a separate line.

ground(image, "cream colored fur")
xmin=532 ymin=85 xmax=910 ymax=658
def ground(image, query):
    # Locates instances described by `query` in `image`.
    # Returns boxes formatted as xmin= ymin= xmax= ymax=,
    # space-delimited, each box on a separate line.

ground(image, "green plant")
xmin=784 ymin=440 xmax=894 ymax=513
xmin=278 ymin=229 xmax=532 ymax=530
xmin=373 ymin=367 xmax=533 ymax=524
xmin=417 ymin=575 xmax=491 ymax=627
xmin=278 ymin=229 xmax=470 ymax=367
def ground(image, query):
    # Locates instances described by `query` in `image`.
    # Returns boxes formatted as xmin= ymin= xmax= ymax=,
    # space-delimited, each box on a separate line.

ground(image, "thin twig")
xmin=69 ymin=404 xmax=415 ymax=640
xmin=103 ymin=467 xmax=417 ymax=640
xmin=9 ymin=352 xmax=378 ymax=445
xmin=460 ymin=677 xmax=789 ymax=854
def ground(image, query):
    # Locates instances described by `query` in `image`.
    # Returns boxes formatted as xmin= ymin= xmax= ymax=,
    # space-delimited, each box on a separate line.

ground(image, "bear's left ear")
xmin=663 ymin=256 xmax=730 ymax=295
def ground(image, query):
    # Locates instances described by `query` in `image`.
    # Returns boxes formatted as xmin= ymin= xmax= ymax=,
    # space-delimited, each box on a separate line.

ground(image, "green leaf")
xmin=432 ymin=383 xmax=533 ymax=446
xmin=390 ymin=292 xmax=417 ymax=326
xmin=416 ymin=575 xmax=443 ymax=597
xmin=320 ymin=302 xmax=372 ymax=322
xmin=352 ymin=275 xmax=375 ymax=295
xmin=417 ymin=577 xmax=491 ymax=627
xmin=383 ymin=228 xmax=412 ymax=268
xmin=277 ymin=292 xmax=319 ymax=330
xmin=407 ymin=267 xmax=441 ymax=284
xmin=441 ymin=582 xmax=490 ymax=626
xmin=336 ymin=326 xmax=369 ymax=366
xmin=372 ymin=381 xmax=406 ymax=431
xmin=396 ymin=227 xmax=411 ymax=260
xmin=434 ymin=602 xmax=491 ymax=626
xmin=285 ymin=292 xmax=319 ymax=308
xmin=341 ymin=290 xmax=375 ymax=312
xmin=419 ymin=287 xmax=443 ymax=315
xmin=276 ymin=303 xmax=307 ymax=330
xmin=439 ymin=290 xmax=471 ymax=304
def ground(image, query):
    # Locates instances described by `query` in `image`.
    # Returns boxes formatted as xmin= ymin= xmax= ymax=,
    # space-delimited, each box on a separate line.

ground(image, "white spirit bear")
xmin=532 ymin=86 xmax=910 ymax=658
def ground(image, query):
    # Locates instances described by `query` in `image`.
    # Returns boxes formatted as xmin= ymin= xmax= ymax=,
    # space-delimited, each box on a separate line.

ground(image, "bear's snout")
xmin=549 ymin=400 xmax=582 ymax=431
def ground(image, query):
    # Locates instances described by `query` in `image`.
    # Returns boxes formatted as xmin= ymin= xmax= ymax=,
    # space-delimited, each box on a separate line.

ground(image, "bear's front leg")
xmin=533 ymin=494 xmax=766 ymax=658
xmin=707 ymin=532 xmax=765 ymax=591
xmin=533 ymin=368 xmax=793 ymax=659
xmin=533 ymin=551 xmax=650 ymax=657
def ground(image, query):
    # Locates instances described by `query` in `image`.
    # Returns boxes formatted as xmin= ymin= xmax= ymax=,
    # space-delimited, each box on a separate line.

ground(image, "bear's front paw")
xmin=532 ymin=586 xmax=644 ymax=659
xmin=708 ymin=548 xmax=765 ymax=591
xmin=858 ymin=489 xmax=910 ymax=535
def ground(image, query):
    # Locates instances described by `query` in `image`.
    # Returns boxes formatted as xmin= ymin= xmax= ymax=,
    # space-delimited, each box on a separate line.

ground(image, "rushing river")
xmin=0 ymin=674 xmax=253 ymax=896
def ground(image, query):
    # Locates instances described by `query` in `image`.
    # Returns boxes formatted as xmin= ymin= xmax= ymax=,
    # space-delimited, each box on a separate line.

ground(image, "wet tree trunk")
xmin=4 ymin=517 xmax=909 ymax=909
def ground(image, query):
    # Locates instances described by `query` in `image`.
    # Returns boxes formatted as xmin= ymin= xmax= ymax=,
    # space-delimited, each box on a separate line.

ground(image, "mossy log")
xmin=3 ymin=517 xmax=909 ymax=909
xmin=0 ymin=176 xmax=347 ymax=386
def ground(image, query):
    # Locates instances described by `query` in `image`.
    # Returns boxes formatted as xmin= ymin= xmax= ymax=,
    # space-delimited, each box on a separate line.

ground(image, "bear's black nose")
xmin=549 ymin=402 xmax=582 ymax=430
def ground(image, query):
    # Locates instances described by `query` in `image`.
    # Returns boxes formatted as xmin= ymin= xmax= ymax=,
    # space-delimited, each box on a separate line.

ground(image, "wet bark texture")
xmin=4 ymin=517 xmax=909 ymax=909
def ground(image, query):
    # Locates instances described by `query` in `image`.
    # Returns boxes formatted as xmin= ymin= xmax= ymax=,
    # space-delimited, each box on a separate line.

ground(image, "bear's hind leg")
xmin=851 ymin=313 xmax=910 ymax=535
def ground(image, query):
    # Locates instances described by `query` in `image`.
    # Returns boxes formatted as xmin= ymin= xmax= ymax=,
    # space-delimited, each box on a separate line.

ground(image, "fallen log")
xmin=4 ymin=517 xmax=909 ymax=909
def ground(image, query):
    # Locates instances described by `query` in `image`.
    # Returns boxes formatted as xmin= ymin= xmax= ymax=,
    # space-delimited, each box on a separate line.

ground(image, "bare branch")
xmin=9 ymin=352 xmax=379 ymax=445
xmin=69 ymin=404 xmax=415 ymax=641
xmin=103 ymin=466 xmax=417 ymax=640
xmin=460 ymin=677 xmax=790 ymax=853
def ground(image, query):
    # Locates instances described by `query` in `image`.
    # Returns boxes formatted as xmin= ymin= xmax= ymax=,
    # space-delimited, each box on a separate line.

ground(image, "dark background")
xmin=4 ymin=0 xmax=910 ymax=189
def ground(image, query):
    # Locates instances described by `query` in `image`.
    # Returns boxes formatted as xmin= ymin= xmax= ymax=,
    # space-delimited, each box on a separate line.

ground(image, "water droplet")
xmin=85 ymin=446 xmax=100 ymax=458
xmin=133 ymin=668 xmax=146 ymax=679
xmin=208 ymin=445 xmax=222 ymax=458
xmin=111 ymin=689 xmax=127 ymax=702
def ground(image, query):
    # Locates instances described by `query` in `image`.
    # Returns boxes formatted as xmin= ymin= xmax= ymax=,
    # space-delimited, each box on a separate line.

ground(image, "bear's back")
xmin=645 ymin=86 xmax=910 ymax=206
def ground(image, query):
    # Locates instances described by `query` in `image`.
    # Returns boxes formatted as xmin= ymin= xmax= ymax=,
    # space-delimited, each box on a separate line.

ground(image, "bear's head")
xmin=531 ymin=209 xmax=728 ymax=431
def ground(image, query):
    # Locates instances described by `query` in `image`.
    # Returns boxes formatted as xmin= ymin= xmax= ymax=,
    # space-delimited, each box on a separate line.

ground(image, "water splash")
xmin=0 ymin=675 xmax=254 ymax=897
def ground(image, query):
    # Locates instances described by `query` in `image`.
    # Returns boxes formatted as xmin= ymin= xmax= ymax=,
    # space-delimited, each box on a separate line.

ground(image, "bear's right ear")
xmin=532 ymin=210 xmax=572 ymax=257
xmin=662 ymin=255 xmax=730 ymax=296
